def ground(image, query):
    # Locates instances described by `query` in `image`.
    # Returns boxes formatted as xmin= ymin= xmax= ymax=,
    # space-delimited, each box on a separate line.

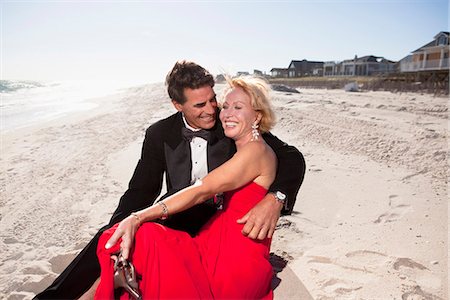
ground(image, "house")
xmin=287 ymin=60 xmax=324 ymax=77
xmin=215 ymin=74 xmax=226 ymax=83
xmin=324 ymin=55 xmax=396 ymax=76
xmin=398 ymin=55 xmax=414 ymax=72
xmin=324 ymin=61 xmax=341 ymax=76
xmin=236 ymin=71 xmax=250 ymax=76
xmin=399 ymin=31 xmax=449 ymax=72
xmin=270 ymin=68 xmax=288 ymax=78
xmin=253 ymin=69 xmax=264 ymax=76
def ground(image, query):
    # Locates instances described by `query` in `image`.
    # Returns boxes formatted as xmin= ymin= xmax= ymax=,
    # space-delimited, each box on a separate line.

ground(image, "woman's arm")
xmin=105 ymin=142 xmax=276 ymax=259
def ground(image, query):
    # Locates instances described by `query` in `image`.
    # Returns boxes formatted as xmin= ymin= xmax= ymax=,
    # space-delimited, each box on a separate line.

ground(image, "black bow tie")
xmin=182 ymin=127 xmax=210 ymax=142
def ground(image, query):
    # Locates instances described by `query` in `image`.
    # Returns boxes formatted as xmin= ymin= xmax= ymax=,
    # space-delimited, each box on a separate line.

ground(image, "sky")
xmin=2 ymin=0 xmax=449 ymax=84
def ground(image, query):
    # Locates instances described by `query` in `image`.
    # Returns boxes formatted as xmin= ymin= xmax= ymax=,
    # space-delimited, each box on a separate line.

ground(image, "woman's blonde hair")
xmin=222 ymin=76 xmax=275 ymax=133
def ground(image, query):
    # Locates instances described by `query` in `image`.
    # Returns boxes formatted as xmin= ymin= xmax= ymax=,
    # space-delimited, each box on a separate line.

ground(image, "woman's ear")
xmin=255 ymin=112 xmax=262 ymax=124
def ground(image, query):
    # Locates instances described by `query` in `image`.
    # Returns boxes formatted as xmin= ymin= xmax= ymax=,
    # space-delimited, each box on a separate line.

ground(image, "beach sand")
xmin=1 ymin=83 xmax=447 ymax=299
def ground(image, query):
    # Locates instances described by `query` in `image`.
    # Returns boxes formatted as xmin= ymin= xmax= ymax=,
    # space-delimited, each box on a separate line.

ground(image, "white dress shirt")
xmin=182 ymin=115 xmax=208 ymax=184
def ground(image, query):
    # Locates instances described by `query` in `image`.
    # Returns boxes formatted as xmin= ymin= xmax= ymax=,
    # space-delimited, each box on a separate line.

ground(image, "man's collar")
xmin=181 ymin=114 xmax=201 ymax=132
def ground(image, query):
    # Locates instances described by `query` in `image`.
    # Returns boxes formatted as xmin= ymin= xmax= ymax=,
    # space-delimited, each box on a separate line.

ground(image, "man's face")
xmin=172 ymin=85 xmax=217 ymax=130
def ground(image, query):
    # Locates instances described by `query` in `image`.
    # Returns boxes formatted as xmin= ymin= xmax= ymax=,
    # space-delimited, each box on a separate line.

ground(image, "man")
xmin=35 ymin=61 xmax=305 ymax=299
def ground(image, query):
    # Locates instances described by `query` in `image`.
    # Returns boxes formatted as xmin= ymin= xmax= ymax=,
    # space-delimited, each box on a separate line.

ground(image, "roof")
xmin=340 ymin=55 xmax=395 ymax=63
xmin=357 ymin=55 xmax=379 ymax=62
xmin=270 ymin=68 xmax=288 ymax=72
xmin=412 ymin=31 xmax=449 ymax=53
xmin=289 ymin=59 xmax=324 ymax=68
xmin=398 ymin=54 xmax=413 ymax=63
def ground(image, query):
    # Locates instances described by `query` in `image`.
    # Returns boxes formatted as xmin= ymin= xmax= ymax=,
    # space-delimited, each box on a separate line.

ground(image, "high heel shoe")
xmin=113 ymin=252 xmax=142 ymax=300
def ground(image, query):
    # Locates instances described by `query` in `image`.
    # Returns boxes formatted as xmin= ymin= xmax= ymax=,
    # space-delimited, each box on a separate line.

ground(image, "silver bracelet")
xmin=159 ymin=202 xmax=169 ymax=220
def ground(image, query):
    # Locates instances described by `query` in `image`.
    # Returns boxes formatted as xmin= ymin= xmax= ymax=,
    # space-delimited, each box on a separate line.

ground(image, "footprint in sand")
xmin=3 ymin=237 xmax=19 ymax=244
xmin=392 ymin=257 xmax=443 ymax=297
xmin=401 ymin=285 xmax=441 ymax=300
xmin=308 ymin=256 xmax=333 ymax=264
xmin=343 ymin=250 xmax=390 ymax=273
xmin=316 ymin=271 xmax=364 ymax=297
xmin=393 ymin=257 xmax=428 ymax=271
xmin=374 ymin=195 xmax=411 ymax=224
xmin=374 ymin=212 xmax=401 ymax=223
xmin=308 ymin=250 xmax=391 ymax=275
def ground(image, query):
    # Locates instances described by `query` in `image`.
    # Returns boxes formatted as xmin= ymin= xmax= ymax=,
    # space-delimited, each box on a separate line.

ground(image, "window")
xmin=437 ymin=34 xmax=448 ymax=46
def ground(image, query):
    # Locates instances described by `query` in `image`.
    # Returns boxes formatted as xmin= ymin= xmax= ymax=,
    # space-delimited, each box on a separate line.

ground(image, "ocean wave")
xmin=0 ymin=80 xmax=47 ymax=93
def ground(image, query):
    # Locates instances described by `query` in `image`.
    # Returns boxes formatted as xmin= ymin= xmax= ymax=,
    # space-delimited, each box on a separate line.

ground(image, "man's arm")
xmin=263 ymin=132 xmax=306 ymax=215
xmin=237 ymin=132 xmax=305 ymax=239
xmin=109 ymin=126 xmax=165 ymax=225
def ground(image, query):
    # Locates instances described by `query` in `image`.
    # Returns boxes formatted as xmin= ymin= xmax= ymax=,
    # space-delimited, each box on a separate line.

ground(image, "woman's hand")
xmin=105 ymin=214 xmax=141 ymax=259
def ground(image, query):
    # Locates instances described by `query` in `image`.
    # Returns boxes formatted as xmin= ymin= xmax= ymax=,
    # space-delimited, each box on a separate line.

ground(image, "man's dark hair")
xmin=166 ymin=60 xmax=215 ymax=104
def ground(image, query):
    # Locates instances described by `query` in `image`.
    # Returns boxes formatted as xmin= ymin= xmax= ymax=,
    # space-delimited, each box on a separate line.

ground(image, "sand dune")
xmin=1 ymin=83 xmax=447 ymax=299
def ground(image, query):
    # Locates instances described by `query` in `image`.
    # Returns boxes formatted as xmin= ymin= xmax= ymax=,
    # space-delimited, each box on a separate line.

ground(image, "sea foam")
xmin=1 ymin=80 xmax=134 ymax=132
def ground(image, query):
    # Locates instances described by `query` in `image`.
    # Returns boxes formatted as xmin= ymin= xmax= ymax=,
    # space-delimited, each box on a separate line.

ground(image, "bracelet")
xmin=130 ymin=212 xmax=141 ymax=225
xmin=159 ymin=202 xmax=169 ymax=220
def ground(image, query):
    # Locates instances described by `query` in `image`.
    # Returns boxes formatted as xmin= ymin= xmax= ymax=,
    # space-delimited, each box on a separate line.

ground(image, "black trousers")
xmin=33 ymin=225 xmax=109 ymax=300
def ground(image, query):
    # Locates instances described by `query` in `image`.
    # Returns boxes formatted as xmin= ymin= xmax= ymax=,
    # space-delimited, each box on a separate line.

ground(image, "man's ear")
xmin=172 ymin=100 xmax=183 ymax=112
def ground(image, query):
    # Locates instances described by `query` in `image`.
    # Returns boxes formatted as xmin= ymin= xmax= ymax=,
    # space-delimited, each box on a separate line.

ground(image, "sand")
xmin=1 ymin=83 xmax=448 ymax=299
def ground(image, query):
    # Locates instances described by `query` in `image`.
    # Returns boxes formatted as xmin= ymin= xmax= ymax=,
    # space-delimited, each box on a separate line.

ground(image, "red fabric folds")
xmin=95 ymin=182 xmax=273 ymax=300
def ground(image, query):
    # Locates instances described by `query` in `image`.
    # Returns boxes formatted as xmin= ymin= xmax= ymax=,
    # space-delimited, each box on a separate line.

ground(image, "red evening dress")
xmin=95 ymin=182 xmax=274 ymax=299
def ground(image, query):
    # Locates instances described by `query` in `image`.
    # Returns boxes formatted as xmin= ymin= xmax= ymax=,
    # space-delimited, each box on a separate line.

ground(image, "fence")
xmin=269 ymin=71 xmax=449 ymax=96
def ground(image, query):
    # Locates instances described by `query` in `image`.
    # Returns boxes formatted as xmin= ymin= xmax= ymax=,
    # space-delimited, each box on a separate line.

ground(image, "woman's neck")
xmin=235 ymin=134 xmax=260 ymax=150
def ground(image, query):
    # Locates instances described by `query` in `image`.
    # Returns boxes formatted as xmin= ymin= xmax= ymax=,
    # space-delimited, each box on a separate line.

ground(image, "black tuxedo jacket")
xmin=109 ymin=111 xmax=305 ymax=236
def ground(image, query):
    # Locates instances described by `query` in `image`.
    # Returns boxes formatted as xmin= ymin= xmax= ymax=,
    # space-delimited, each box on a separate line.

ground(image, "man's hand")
xmin=236 ymin=193 xmax=283 ymax=240
xmin=105 ymin=215 xmax=141 ymax=259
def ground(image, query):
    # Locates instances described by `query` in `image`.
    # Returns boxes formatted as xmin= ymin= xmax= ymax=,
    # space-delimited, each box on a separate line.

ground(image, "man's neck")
xmin=181 ymin=114 xmax=201 ymax=131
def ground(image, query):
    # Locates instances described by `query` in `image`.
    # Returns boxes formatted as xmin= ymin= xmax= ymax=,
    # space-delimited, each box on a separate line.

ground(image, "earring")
xmin=251 ymin=121 xmax=260 ymax=141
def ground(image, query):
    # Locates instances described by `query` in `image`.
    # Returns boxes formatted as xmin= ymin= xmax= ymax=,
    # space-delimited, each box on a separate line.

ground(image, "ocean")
xmin=1 ymin=80 xmax=137 ymax=132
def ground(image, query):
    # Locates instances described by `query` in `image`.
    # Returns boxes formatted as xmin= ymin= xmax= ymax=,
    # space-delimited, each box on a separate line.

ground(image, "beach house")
xmin=324 ymin=55 xmax=396 ymax=76
xmin=287 ymin=60 xmax=324 ymax=77
xmin=270 ymin=68 xmax=289 ymax=78
xmin=399 ymin=31 xmax=449 ymax=72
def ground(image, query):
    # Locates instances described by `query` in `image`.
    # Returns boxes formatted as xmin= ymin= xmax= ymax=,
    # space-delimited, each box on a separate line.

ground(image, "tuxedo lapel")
xmin=164 ymin=140 xmax=191 ymax=190
xmin=164 ymin=113 xmax=192 ymax=190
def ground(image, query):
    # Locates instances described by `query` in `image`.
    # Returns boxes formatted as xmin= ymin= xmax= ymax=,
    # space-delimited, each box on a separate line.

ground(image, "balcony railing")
xmin=400 ymin=59 xmax=449 ymax=72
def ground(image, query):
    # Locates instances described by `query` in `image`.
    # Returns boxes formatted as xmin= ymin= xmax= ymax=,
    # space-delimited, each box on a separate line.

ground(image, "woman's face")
xmin=219 ymin=87 xmax=259 ymax=142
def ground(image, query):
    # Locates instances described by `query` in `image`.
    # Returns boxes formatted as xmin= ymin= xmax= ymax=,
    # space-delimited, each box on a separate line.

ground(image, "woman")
xmin=95 ymin=76 xmax=277 ymax=299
